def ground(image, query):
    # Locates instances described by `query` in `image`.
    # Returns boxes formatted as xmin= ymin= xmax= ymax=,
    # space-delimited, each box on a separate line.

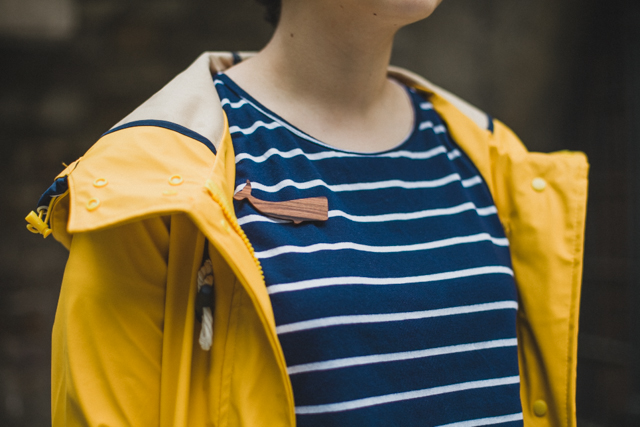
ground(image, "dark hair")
xmin=255 ymin=0 xmax=281 ymax=26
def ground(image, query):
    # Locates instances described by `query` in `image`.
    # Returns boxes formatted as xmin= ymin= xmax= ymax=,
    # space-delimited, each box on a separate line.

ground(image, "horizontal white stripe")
xmin=420 ymin=102 xmax=434 ymax=110
xmin=448 ymin=149 xmax=462 ymax=160
xmin=462 ymin=175 xmax=482 ymax=188
xmin=287 ymin=338 xmax=518 ymax=375
xmin=237 ymin=202 xmax=498 ymax=226
xmin=227 ymin=92 xmax=328 ymax=146
xmin=220 ymin=98 xmax=249 ymax=109
xmin=476 ymin=206 xmax=498 ymax=216
xmin=420 ymin=121 xmax=446 ymax=134
xmin=329 ymin=202 xmax=497 ymax=223
xmin=237 ymin=147 xmax=358 ymax=163
xmin=236 ymin=173 xmax=479 ymax=194
xmin=235 ymin=145 xmax=450 ymax=164
xmin=229 ymin=120 xmax=282 ymax=135
xmin=435 ymin=412 xmax=524 ymax=427
xmin=267 ymin=265 xmax=514 ymax=295
xmin=295 ymin=375 xmax=520 ymax=414
xmin=255 ymin=232 xmax=509 ymax=260
xmin=330 ymin=203 xmax=498 ymax=223
xmin=419 ymin=121 xmax=435 ymax=131
xmin=276 ymin=301 xmax=518 ymax=335
xmin=237 ymin=214 xmax=288 ymax=226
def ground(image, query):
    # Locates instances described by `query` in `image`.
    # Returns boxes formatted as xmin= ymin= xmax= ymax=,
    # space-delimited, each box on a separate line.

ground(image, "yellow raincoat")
xmin=28 ymin=53 xmax=588 ymax=426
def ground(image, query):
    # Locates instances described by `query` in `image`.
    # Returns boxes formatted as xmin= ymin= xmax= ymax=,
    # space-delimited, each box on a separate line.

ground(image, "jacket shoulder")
xmin=40 ymin=126 xmax=217 ymax=246
xmin=388 ymin=65 xmax=527 ymax=158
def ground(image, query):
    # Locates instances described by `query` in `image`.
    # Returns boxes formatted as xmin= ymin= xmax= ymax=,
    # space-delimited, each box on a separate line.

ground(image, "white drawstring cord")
xmin=197 ymin=260 xmax=214 ymax=351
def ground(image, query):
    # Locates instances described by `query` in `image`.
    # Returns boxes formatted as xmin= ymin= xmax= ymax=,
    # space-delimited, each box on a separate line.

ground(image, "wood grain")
xmin=233 ymin=180 xmax=328 ymax=224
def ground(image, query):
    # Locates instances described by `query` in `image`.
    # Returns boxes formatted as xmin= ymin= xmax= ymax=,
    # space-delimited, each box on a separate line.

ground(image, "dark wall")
xmin=1 ymin=0 xmax=638 ymax=425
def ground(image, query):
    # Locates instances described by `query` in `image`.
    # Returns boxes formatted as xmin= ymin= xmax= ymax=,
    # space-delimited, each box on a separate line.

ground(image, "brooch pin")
xmin=233 ymin=180 xmax=328 ymax=224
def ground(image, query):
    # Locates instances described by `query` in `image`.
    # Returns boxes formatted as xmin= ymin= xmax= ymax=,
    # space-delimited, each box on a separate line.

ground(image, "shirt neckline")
xmin=214 ymin=72 xmax=420 ymax=155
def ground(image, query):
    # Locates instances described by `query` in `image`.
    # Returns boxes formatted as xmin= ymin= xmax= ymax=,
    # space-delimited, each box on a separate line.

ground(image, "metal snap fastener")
xmin=533 ymin=399 xmax=548 ymax=417
xmin=169 ymin=175 xmax=184 ymax=186
xmin=93 ymin=178 xmax=108 ymax=188
xmin=532 ymin=177 xmax=547 ymax=192
xmin=86 ymin=199 xmax=101 ymax=211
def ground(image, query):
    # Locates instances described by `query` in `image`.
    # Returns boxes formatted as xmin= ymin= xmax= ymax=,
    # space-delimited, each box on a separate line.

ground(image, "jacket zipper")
xmin=205 ymin=179 xmax=296 ymax=426
xmin=205 ymin=179 xmax=264 ymax=281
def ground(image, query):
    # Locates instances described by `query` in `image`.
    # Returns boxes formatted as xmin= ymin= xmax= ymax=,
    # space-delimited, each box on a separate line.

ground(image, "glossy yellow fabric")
xmin=430 ymin=95 xmax=589 ymax=427
xmin=45 ymin=88 xmax=588 ymax=426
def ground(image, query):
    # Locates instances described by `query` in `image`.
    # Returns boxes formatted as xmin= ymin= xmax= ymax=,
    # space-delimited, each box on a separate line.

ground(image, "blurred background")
xmin=1 ymin=0 xmax=639 ymax=425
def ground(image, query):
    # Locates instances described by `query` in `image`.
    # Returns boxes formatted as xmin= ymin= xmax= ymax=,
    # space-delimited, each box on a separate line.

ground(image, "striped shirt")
xmin=215 ymin=72 xmax=523 ymax=427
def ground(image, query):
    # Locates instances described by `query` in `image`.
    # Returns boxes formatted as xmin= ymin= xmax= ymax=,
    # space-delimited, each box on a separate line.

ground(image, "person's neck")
xmin=253 ymin=10 xmax=398 ymax=115
xmin=224 ymin=4 xmax=414 ymax=152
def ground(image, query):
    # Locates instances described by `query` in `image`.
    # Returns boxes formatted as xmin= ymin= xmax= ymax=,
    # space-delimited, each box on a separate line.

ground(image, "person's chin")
xmin=369 ymin=0 xmax=443 ymax=25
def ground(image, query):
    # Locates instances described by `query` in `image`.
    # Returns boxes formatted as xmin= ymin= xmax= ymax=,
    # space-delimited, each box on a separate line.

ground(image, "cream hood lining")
xmin=111 ymin=52 xmax=489 ymax=151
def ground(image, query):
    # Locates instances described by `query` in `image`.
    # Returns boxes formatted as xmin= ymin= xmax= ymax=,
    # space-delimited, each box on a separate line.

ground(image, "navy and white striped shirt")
xmin=215 ymin=73 xmax=523 ymax=427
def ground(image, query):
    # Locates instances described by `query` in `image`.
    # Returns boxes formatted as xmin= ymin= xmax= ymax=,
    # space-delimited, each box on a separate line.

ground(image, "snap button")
xmin=502 ymin=221 xmax=511 ymax=236
xmin=531 ymin=177 xmax=547 ymax=192
xmin=533 ymin=399 xmax=548 ymax=417
xmin=86 ymin=199 xmax=101 ymax=211
xmin=93 ymin=178 xmax=108 ymax=188
xmin=169 ymin=175 xmax=184 ymax=186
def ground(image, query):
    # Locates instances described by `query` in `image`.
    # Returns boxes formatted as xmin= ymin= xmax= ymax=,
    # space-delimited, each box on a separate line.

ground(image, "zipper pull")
xmin=26 ymin=209 xmax=52 ymax=238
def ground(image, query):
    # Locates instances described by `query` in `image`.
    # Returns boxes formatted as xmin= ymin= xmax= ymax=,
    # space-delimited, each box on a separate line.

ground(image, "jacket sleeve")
xmin=51 ymin=216 xmax=170 ymax=427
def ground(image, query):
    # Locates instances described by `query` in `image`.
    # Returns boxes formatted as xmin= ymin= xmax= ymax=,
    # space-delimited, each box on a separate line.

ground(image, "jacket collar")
xmin=112 ymin=52 xmax=492 ymax=152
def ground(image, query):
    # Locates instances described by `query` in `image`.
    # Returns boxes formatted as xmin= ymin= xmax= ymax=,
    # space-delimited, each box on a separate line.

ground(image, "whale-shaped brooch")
xmin=233 ymin=180 xmax=328 ymax=224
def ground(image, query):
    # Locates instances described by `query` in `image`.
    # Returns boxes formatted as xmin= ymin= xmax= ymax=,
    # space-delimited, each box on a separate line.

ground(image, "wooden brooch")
xmin=233 ymin=180 xmax=328 ymax=224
